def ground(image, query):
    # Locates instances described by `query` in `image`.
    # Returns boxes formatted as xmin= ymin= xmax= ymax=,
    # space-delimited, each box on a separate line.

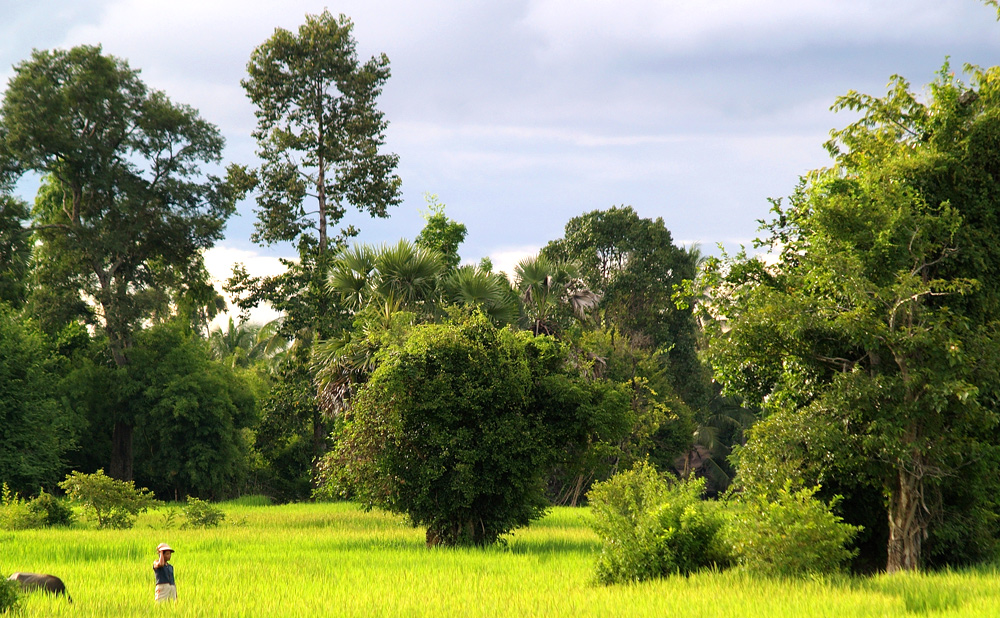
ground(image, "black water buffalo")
xmin=6 ymin=572 xmax=72 ymax=602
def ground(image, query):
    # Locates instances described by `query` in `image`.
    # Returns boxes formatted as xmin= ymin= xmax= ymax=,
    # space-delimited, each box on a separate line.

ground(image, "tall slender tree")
xmin=227 ymin=10 xmax=402 ymax=338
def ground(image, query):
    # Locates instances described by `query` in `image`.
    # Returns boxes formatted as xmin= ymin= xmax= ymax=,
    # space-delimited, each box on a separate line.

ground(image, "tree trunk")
xmin=886 ymin=464 xmax=925 ymax=572
xmin=316 ymin=124 xmax=327 ymax=254
xmin=109 ymin=421 xmax=134 ymax=481
xmin=310 ymin=405 xmax=327 ymax=487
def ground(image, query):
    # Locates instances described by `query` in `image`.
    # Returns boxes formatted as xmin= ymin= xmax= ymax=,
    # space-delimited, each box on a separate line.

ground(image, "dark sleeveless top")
xmin=153 ymin=563 xmax=175 ymax=586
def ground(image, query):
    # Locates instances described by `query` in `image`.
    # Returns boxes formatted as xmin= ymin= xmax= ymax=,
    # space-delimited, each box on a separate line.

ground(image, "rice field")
xmin=3 ymin=500 xmax=1000 ymax=617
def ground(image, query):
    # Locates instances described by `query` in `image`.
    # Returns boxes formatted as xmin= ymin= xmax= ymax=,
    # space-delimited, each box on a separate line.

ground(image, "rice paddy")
xmin=3 ymin=500 xmax=999 ymax=617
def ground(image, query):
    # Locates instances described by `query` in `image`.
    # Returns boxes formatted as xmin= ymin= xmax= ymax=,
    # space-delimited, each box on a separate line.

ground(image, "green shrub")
xmin=59 ymin=469 xmax=162 ymax=529
xmin=183 ymin=497 xmax=225 ymax=528
xmin=27 ymin=490 xmax=76 ymax=527
xmin=324 ymin=314 xmax=551 ymax=547
xmin=0 ymin=483 xmax=45 ymax=530
xmin=725 ymin=482 xmax=861 ymax=576
xmin=0 ymin=576 xmax=19 ymax=614
xmin=588 ymin=462 xmax=730 ymax=584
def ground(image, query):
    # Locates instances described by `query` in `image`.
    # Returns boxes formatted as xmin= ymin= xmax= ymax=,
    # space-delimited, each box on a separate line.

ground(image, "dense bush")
xmin=59 ymin=470 xmax=162 ymax=529
xmin=0 ymin=305 xmax=80 ymax=496
xmin=128 ymin=321 xmax=257 ymax=500
xmin=0 ymin=576 xmax=19 ymax=614
xmin=588 ymin=462 xmax=730 ymax=583
xmin=726 ymin=483 xmax=861 ymax=576
xmin=183 ymin=496 xmax=226 ymax=528
xmin=27 ymin=490 xmax=76 ymax=527
xmin=0 ymin=484 xmax=44 ymax=531
xmin=323 ymin=312 xmax=551 ymax=546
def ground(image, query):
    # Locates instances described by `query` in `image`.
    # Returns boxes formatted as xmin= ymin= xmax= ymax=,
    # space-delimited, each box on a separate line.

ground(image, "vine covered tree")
xmin=0 ymin=45 xmax=239 ymax=480
xmin=319 ymin=312 xmax=553 ymax=546
xmin=706 ymin=63 xmax=1000 ymax=572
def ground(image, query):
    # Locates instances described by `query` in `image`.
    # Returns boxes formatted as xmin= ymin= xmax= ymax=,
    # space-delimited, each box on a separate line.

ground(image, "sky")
xmin=1 ymin=0 xmax=998 ymax=325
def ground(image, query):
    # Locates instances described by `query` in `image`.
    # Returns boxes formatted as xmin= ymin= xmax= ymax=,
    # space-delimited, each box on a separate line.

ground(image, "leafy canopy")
xmin=707 ymin=62 xmax=1000 ymax=572
xmin=321 ymin=312 xmax=552 ymax=546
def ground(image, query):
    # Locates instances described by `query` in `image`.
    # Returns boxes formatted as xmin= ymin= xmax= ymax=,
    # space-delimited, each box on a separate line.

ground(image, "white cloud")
xmin=202 ymin=245 xmax=292 ymax=331
xmin=485 ymin=246 xmax=541 ymax=280
xmin=521 ymin=0 xmax=992 ymax=61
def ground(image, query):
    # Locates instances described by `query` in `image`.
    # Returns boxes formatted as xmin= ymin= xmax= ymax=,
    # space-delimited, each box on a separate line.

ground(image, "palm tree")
xmin=327 ymin=239 xmax=444 ymax=317
xmin=676 ymin=394 xmax=756 ymax=495
xmin=514 ymin=255 xmax=601 ymax=335
xmin=207 ymin=317 xmax=289 ymax=369
xmin=442 ymin=265 xmax=518 ymax=325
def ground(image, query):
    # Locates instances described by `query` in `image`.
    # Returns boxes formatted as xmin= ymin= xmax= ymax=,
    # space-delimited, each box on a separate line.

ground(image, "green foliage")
xmin=0 ymin=576 xmax=19 ymax=614
xmin=441 ymin=264 xmax=519 ymax=326
xmin=127 ymin=320 xmax=257 ymax=499
xmin=228 ymin=9 xmax=401 ymax=341
xmin=183 ymin=496 xmax=226 ymax=528
xmin=533 ymin=371 xmax=633 ymax=505
xmin=0 ymin=483 xmax=45 ymax=530
xmin=708 ymin=63 xmax=1000 ymax=572
xmin=254 ymin=352 xmax=324 ymax=503
xmin=513 ymin=255 xmax=600 ymax=336
xmin=208 ymin=317 xmax=287 ymax=369
xmin=329 ymin=239 xmax=444 ymax=315
xmin=0 ymin=305 xmax=79 ymax=496
xmin=415 ymin=194 xmax=467 ymax=271
xmin=0 ymin=195 xmax=30 ymax=309
xmin=59 ymin=469 xmax=161 ymax=529
xmin=573 ymin=328 xmax=696 ymax=470
xmin=588 ymin=462 xmax=730 ymax=584
xmin=2 ymin=46 xmax=236 ymax=361
xmin=531 ymin=328 xmax=696 ymax=506
xmin=26 ymin=490 xmax=76 ymax=527
xmin=725 ymin=484 xmax=861 ymax=577
xmin=1 ymin=44 xmax=239 ymax=478
xmin=542 ymin=206 xmax=706 ymax=408
xmin=241 ymin=9 xmax=400 ymax=251
xmin=322 ymin=312 xmax=550 ymax=546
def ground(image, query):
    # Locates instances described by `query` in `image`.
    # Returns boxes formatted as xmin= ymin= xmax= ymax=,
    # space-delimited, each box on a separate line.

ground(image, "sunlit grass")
xmin=3 ymin=501 xmax=999 ymax=617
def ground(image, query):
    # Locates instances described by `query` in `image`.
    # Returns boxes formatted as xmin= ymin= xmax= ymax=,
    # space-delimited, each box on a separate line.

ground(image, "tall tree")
xmin=0 ymin=195 xmax=31 ymax=308
xmin=707 ymin=64 xmax=1000 ymax=572
xmin=542 ymin=207 xmax=706 ymax=408
xmin=0 ymin=45 xmax=238 ymax=480
xmin=228 ymin=10 xmax=401 ymax=338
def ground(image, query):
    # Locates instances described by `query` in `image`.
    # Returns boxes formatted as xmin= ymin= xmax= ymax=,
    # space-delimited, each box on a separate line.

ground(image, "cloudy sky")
xmin=2 ymin=1 xmax=998 ymax=322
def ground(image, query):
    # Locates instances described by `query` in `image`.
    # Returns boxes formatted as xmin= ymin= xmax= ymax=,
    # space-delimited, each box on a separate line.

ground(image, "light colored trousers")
xmin=155 ymin=583 xmax=177 ymax=602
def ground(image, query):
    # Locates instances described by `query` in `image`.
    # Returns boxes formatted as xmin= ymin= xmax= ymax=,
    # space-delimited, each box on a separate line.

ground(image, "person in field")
xmin=153 ymin=543 xmax=176 ymax=602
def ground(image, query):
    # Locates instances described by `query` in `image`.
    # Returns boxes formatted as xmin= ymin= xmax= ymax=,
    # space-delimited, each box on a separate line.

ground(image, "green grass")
xmin=2 ymin=502 xmax=999 ymax=617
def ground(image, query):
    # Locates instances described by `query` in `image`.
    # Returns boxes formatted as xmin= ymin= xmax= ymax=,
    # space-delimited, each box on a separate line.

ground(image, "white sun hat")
xmin=156 ymin=543 xmax=174 ymax=553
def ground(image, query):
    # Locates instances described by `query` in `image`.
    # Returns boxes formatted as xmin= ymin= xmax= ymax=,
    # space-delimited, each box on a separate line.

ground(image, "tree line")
xmin=3 ymin=5 xmax=1000 ymax=574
